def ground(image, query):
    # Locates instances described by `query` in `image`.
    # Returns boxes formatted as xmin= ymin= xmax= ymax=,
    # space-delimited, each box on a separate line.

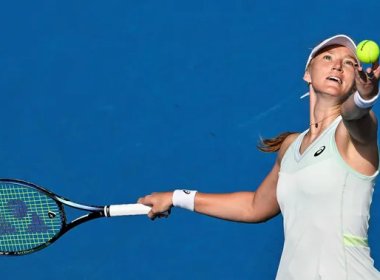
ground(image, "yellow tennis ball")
xmin=356 ymin=40 xmax=380 ymax=64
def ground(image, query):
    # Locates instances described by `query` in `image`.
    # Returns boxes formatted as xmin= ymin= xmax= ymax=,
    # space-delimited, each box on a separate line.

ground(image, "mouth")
xmin=326 ymin=76 xmax=342 ymax=84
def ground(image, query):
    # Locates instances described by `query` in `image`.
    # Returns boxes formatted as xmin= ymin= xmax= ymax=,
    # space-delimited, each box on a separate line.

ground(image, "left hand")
xmin=355 ymin=60 xmax=380 ymax=99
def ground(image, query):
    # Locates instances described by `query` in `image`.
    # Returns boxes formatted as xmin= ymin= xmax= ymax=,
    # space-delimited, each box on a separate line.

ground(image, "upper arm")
xmin=340 ymin=92 xmax=378 ymax=145
xmin=251 ymin=133 xmax=299 ymax=222
xmin=336 ymin=112 xmax=379 ymax=175
xmin=341 ymin=109 xmax=378 ymax=145
xmin=338 ymin=94 xmax=379 ymax=174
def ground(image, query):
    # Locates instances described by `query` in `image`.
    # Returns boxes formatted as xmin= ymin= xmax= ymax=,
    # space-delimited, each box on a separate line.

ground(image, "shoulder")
xmin=336 ymin=113 xmax=379 ymax=175
xmin=277 ymin=133 xmax=300 ymax=164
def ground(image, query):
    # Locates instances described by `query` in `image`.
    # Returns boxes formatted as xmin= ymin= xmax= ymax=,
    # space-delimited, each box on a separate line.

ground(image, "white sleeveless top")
xmin=276 ymin=116 xmax=380 ymax=280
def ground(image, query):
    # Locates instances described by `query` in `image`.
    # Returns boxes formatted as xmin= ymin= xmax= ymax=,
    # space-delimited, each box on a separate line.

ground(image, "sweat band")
xmin=172 ymin=190 xmax=197 ymax=211
xmin=354 ymin=91 xmax=379 ymax=109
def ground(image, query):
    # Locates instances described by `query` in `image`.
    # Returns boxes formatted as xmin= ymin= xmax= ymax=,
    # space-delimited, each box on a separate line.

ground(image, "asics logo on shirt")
xmin=314 ymin=146 xmax=326 ymax=157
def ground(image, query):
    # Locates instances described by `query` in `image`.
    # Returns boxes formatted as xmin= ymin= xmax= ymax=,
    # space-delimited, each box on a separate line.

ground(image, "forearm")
xmin=340 ymin=92 xmax=378 ymax=144
xmin=341 ymin=92 xmax=373 ymax=121
xmin=342 ymin=64 xmax=379 ymax=121
xmin=193 ymin=192 xmax=257 ymax=223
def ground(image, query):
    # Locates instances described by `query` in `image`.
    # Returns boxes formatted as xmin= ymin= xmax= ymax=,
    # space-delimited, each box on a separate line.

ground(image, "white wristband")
xmin=172 ymin=190 xmax=197 ymax=211
xmin=354 ymin=91 xmax=379 ymax=109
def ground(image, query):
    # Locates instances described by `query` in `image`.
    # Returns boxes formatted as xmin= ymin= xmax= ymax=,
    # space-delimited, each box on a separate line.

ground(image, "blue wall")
xmin=1 ymin=1 xmax=380 ymax=279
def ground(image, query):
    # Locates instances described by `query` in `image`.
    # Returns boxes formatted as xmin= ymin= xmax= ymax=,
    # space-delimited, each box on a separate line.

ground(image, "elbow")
xmin=242 ymin=211 xmax=280 ymax=224
xmin=253 ymin=213 xmax=279 ymax=224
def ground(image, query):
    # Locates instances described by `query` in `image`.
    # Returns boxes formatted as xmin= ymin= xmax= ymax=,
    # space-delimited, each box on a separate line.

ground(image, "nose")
xmin=332 ymin=61 xmax=343 ymax=72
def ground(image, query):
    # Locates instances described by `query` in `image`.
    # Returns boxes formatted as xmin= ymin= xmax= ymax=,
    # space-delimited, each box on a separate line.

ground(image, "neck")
xmin=309 ymin=110 xmax=340 ymax=129
xmin=308 ymin=87 xmax=341 ymax=132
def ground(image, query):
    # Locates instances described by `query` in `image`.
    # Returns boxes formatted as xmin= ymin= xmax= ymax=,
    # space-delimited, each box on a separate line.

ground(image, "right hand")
xmin=137 ymin=192 xmax=173 ymax=220
xmin=355 ymin=61 xmax=379 ymax=100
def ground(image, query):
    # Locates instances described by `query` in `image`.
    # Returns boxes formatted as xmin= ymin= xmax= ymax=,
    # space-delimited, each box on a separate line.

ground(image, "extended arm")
xmin=138 ymin=134 xmax=297 ymax=223
xmin=193 ymin=160 xmax=280 ymax=223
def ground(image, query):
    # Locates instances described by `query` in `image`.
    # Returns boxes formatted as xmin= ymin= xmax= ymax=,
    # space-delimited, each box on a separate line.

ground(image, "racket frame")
xmin=0 ymin=178 xmax=151 ymax=256
xmin=0 ymin=178 xmax=105 ymax=256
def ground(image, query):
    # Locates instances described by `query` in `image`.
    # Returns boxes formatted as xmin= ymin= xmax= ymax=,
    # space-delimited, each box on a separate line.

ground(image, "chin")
xmin=322 ymin=85 xmax=351 ymax=96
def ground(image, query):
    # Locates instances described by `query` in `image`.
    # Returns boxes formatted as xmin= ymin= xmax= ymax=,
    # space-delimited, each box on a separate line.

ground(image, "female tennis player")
xmin=138 ymin=34 xmax=380 ymax=279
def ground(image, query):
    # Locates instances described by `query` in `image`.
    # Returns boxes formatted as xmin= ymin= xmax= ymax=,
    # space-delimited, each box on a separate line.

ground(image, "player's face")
xmin=305 ymin=45 xmax=358 ymax=98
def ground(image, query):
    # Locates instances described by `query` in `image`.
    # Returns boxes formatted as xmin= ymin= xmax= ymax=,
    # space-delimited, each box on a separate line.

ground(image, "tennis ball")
xmin=356 ymin=40 xmax=380 ymax=64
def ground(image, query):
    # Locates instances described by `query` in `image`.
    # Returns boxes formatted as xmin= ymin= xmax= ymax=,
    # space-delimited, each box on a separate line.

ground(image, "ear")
xmin=303 ymin=70 xmax=311 ymax=84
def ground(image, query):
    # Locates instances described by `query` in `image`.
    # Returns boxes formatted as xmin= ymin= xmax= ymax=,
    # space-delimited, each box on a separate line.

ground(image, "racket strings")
xmin=0 ymin=183 xmax=64 ymax=253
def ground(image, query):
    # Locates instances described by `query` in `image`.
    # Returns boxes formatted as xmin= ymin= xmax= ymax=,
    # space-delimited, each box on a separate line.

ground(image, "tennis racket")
xmin=0 ymin=178 xmax=154 ymax=256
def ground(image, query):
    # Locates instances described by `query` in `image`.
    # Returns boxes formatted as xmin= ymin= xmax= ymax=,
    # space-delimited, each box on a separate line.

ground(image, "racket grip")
xmin=105 ymin=204 xmax=151 ymax=217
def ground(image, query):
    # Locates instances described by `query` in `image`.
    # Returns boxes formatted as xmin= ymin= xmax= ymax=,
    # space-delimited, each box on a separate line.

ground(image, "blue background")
xmin=1 ymin=1 xmax=380 ymax=279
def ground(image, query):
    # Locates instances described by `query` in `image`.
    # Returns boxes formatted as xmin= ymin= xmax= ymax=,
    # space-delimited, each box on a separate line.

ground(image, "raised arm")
xmin=340 ymin=63 xmax=379 ymax=144
xmin=338 ymin=63 xmax=379 ymax=174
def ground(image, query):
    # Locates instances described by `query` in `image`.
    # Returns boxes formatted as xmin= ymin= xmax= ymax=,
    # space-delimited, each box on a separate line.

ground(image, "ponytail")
xmin=257 ymin=132 xmax=296 ymax=153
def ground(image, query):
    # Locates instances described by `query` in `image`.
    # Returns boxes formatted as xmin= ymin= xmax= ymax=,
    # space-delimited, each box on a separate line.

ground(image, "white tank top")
xmin=276 ymin=116 xmax=380 ymax=280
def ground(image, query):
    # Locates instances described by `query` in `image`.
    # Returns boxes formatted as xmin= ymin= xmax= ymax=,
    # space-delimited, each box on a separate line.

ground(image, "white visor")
xmin=305 ymin=34 xmax=358 ymax=69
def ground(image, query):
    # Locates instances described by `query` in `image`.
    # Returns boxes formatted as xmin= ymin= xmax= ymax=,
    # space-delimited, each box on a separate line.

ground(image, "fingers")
xmin=366 ymin=68 xmax=375 ymax=80
xmin=137 ymin=194 xmax=151 ymax=205
xmin=372 ymin=60 xmax=379 ymax=70
xmin=372 ymin=60 xmax=380 ymax=78
xmin=148 ymin=208 xmax=171 ymax=220
xmin=137 ymin=194 xmax=155 ymax=219
xmin=355 ymin=66 xmax=378 ymax=83
xmin=356 ymin=66 xmax=367 ymax=81
xmin=363 ymin=58 xmax=380 ymax=80
xmin=137 ymin=192 xmax=172 ymax=221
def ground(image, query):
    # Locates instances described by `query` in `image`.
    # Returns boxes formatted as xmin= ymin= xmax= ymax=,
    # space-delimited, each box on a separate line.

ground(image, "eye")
xmin=343 ymin=59 xmax=356 ymax=67
xmin=322 ymin=55 xmax=332 ymax=61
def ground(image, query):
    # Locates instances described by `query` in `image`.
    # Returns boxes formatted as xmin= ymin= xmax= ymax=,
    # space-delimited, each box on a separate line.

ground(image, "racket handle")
xmin=105 ymin=204 xmax=151 ymax=217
